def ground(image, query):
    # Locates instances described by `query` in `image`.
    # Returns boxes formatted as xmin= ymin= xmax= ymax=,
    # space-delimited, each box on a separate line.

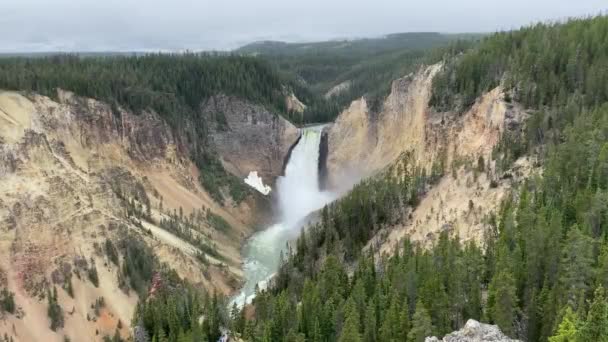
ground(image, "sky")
xmin=1 ymin=0 xmax=606 ymax=53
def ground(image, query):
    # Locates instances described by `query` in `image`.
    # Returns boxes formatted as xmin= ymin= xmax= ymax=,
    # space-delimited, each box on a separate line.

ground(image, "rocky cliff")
xmin=325 ymin=64 xmax=441 ymax=192
xmin=204 ymin=94 xmax=299 ymax=185
xmin=326 ymin=63 xmax=531 ymax=248
xmin=0 ymin=90 xmax=294 ymax=341
xmin=285 ymin=92 xmax=306 ymax=114
xmin=426 ymin=319 xmax=520 ymax=342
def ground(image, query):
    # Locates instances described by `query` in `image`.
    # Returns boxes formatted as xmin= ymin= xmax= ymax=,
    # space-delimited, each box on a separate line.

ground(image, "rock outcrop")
xmin=426 ymin=319 xmax=520 ymax=342
xmin=285 ymin=92 xmax=306 ymax=113
xmin=203 ymin=94 xmax=299 ymax=184
xmin=326 ymin=64 xmax=441 ymax=192
xmin=324 ymin=80 xmax=351 ymax=99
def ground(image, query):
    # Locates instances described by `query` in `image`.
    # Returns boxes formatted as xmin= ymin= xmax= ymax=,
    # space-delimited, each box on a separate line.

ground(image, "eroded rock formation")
xmin=203 ymin=94 xmax=299 ymax=184
xmin=325 ymin=63 xmax=531 ymax=249
xmin=0 ymin=90 xmax=295 ymax=341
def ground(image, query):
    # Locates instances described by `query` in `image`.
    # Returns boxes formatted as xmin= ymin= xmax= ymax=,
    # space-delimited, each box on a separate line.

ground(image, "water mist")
xmin=231 ymin=125 xmax=335 ymax=307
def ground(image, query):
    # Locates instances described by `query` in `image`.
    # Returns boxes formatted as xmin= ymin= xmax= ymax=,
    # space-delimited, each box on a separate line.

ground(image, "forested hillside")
xmin=0 ymin=54 xmax=288 ymax=127
xmin=203 ymin=15 xmax=608 ymax=342
xmin=237 ymin=32 xmax=466 ymax=57
xmin=0 ymin=54 xmax=303 ymax=203
xmin=238 ymin=33 xmax=478 ymax=122
xmin=433 ymin=15 xmax=608 ymax=184
xmin=431 ymin=16 xmax=608 ymax=130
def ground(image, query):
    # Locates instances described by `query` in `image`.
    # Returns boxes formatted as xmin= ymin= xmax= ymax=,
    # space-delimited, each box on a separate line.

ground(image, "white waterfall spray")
xmin=231 ymin=125 xmax=335 ymax=307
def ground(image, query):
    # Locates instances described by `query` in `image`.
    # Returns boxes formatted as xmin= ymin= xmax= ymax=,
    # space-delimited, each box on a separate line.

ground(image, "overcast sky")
xmin=1 ymin=0 xmax=606 ymax=52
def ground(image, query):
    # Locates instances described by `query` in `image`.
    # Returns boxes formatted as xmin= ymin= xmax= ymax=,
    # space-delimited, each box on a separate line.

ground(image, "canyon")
xmin=0 ymin=62 xmax=531 ymax=341
xmin=1 ymin=13 xmax=607 ymax=342
xmin=0 ymin=89 xmax=297 ymax=340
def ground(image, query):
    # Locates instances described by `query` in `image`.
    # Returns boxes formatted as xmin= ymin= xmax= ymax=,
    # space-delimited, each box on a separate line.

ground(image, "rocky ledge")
xmin=426 ymin=319 xmax=520 ymax=342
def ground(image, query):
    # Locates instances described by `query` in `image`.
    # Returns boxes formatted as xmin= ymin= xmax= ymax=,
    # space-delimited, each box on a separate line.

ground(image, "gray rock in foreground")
xmin=425 ymin=319 xmax=521 ymax=342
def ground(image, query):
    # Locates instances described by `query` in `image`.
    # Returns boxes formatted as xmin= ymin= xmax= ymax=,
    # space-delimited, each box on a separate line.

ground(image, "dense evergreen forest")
xmin=238 ymin=33 xmax=479 ymax=122
xmin=0 ymin=53 xmax=289 ymax=119
xmin=236 ymin=33 xmax=467 ymax=57
xmin=431 ymin=16 xmax=608 ymax=114
xmin=133 ymin=278 xmax=227 ymax=342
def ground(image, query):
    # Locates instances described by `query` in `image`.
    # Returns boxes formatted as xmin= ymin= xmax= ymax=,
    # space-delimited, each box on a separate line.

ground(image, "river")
xmin=231 ymin=125 xmax=335 ymax=307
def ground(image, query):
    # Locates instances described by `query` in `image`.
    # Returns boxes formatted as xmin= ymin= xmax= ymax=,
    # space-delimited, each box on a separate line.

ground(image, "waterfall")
xmin=231 ymin=125 xmax=335 ymax=307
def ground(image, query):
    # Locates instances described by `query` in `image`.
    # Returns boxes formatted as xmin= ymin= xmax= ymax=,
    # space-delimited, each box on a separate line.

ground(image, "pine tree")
xmin=578 ymin=286 xmax=608 ymax=341
xmin=88 ymin=260 xmax=99 ymax=287
xmin=558 ymin=226 xmax=594 ymax=309
xmin=539 ymin=283 xmax=560 ymax=342
xmin=339 ymin=299 xmax=362 ymax=342
xmin=310 ymin=317 xmax=322 ymax=342
xmin=66 ymin=279 xmax=74 ymax=298
xmin=363 ymin=299 xmax=377 ymax=342
xmin=549 ymin=306 xmax=580 ymax=342
xmin=399 ymin=297 xmax=411 ymax=341
xmin=301 ymin=279 xmax=321 ymax=338
xmin=596 ymin=243 xmax=608 ymax=290
xmin=596 ymin=143 xmax=608 ymax=189
xmin=47 ymin=287 xmax=64 ymax=331
xmin=261 ymin=322 xmax=273 ymax=342
xmin=379 ymin=293 xmax=401 ymax=341
xmin=487 ymin=269 xmax=517 ymax=337
xmin=408 ymin=300 xmax=433 ymax=342
xmin=0 ymin=288 xmax=15 ymax=314
xmin=231 ymin=302 xmax=244 ymax=334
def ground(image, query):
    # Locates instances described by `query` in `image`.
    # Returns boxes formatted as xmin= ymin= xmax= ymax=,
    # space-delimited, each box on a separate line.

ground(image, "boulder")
xmin=425 ymin=319 xmax=520 ymax=342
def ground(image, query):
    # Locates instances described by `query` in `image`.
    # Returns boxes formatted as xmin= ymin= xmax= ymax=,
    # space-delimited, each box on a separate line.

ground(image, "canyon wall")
xmin=325 ymin=64 xmax=531 ymax=250
xmin=203 ymin=94 xmax=299 ymax=184
xmin=0 ymin=90 xmax=295 ymax=341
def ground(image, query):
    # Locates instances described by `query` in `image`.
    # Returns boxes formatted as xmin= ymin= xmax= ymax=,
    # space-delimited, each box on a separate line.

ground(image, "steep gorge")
xmin=0 ymin=89 xmax=298 ymax=341
xmin=0 ymin=63 xmax=534 ymax=341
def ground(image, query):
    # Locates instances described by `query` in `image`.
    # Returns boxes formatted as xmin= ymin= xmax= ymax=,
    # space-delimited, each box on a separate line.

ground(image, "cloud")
xmin=1 ymin=0 xmax=605 ymax=52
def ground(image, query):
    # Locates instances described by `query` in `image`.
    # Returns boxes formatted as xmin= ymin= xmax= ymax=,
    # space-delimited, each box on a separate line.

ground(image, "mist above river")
xmin=232 ymin=125 xmax=335 ymax=307
xmin=276 ymin=128 xmax=334 ymax=226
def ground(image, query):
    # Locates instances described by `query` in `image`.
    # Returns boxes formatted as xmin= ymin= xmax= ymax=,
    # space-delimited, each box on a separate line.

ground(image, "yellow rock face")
xmin=326 ymin=64 xmax=441 ymax=192
xmin=0 ymin=90 xmax=288 ymax=341
xmin=326 ymin=64 xmax=532 ymax=250
xmin=0 ymin=92 xmax=34 ymax=144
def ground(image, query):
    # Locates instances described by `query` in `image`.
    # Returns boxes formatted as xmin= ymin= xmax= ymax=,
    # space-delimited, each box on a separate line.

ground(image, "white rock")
xmin=244 ymin=171 xmax=272 ymax=195
xmin=425 ymin=319 xmax=520 ymax=342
